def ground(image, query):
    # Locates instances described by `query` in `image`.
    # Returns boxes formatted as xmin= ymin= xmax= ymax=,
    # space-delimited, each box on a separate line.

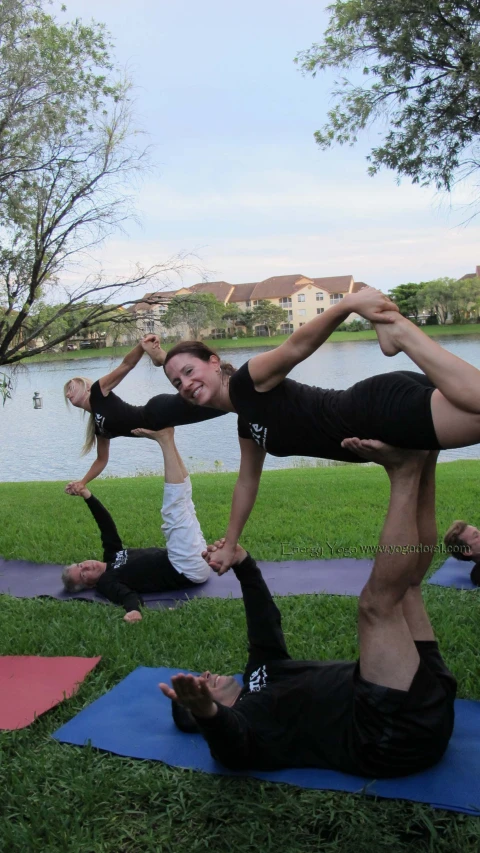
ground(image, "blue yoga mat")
xmin=428 ymin=558 xmax=478 ymax=590
xmin=53 ymin=666 xmax=480 ymax=816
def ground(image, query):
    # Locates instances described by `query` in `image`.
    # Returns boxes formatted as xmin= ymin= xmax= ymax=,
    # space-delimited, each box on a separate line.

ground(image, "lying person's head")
xmin=170 ymin=670 xmax=241 ymax=732
xmin=62 ymin=560 xmax=106 ymax=592
xmin=444 ymin=521 xmax=480 ymax=561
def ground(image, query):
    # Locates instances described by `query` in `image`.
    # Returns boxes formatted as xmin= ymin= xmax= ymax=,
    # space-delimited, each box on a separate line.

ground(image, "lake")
xmin=2 ymin=336 xmax=480 ymax=482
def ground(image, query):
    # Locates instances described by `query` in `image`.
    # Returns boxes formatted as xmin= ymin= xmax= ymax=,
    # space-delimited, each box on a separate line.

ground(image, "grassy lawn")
xmin=1 ymin=464 xmax=480 ymax=851
xmin=25 ymin=323 xmax=480 ymax=364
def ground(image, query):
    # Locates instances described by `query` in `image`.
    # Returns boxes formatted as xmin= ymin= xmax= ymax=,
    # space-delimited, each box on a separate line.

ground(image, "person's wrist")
xmin=194 ymin=702 xmax=218 ymax=719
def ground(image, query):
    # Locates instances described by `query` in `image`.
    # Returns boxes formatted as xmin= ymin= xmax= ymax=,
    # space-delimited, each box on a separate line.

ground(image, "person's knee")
xmin=358 ymin=583 xmax=402 ymax=624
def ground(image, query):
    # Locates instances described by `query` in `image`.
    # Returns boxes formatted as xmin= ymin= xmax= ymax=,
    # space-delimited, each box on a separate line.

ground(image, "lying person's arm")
xmin=160 ymin=673 xmax=254 ymax=770
xmin=233 ymin=553 xmax=291 ymax=671
xmin=194 ymin=704 xmax=255 ymax=770
xmin=95 ymin=572 xmax=143 ymax=619
xmin=82 ymin=493 xmax=123 ymax=563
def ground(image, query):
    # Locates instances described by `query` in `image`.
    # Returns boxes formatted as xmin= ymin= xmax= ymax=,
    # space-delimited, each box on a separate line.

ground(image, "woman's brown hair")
xmin=164 ymin=341 xmax=236 ymax=377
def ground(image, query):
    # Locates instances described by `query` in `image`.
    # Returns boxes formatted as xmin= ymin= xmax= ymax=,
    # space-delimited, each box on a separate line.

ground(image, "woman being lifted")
xmin=64 ymin=336 xmax=225 ymax=493
xmin=150 ymin=287 xmax=480 ymax=574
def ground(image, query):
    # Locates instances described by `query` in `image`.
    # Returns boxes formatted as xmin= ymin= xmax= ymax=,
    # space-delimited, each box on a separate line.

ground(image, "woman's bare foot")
xmin=131 ymin=427 xmax=175 ymax=443
xmin=373 ymin=311 xmax=405 ymax=356
xmin=142 ymin=336 xmax=167 ymax=366
xmin=341 ymin=437 xmax=428 ymax=470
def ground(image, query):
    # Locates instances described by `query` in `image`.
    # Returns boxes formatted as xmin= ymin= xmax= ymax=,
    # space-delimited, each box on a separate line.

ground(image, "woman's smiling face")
xmin=165 ymin=353 xmax=222 ymax=405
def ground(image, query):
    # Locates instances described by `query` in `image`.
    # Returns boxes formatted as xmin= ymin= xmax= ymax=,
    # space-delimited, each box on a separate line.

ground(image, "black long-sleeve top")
xmin=84 ymin=495 xmax=192 ymax=612
xmin=194 ymin=555 xmax=357 ymax=773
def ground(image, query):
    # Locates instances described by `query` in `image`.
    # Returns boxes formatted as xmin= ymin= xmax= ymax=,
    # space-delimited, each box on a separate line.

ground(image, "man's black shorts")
xmin=350 ymin=641 xmax=457 ymax=778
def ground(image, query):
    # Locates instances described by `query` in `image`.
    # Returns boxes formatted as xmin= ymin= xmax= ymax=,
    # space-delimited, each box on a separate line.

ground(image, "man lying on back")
xmin=161 ymin=442 xmax=456 ymax=777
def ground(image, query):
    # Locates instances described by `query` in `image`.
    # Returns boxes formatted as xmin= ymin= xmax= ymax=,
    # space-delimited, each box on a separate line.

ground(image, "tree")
xmin=0 ymin=0 xmax=196 ymax=372
xmin=251 ymin=300 xmax=288 ymax=336
xmin=296 ymin=1 xmax=480 ymax=191
xmin=449 ymin=278 xmax=480 ymax=322
xmin=387 ymin=283 xmax=425 ymax=321
xmin=418 ymin=278 xmax=458 ymax=324
xmin=162 ymin=294 xmax=226 ymax=339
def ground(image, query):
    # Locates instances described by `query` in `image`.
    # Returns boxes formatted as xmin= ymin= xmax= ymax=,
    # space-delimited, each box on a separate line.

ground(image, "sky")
xmin=54 ymin=0 xmax=480 ymax=295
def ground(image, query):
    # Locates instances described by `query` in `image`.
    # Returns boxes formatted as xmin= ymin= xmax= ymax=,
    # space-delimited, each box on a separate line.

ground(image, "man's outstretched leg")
xmin=133 ymin=427 xmax=209 ymax=582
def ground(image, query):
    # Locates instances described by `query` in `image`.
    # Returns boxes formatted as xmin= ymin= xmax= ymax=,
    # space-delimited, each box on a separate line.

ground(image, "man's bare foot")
xmin=373 ymin=311 xmax=405 ymax=357
xmin=131 ymin=427 xmax=175 ymax=443
xmin=341 ymin=437 xmax=427 ymax=469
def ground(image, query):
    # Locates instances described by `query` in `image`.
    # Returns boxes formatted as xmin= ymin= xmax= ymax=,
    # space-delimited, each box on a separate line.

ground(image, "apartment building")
xmin=129 ymin=272 xmax=368 ymax=339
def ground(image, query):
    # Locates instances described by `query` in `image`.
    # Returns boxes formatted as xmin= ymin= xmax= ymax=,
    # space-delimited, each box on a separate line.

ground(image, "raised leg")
xmin=374 ymin=311 xmax=480 ymax=415
xmin=400 ymin=450 xmax=438 ymax=641
xmin=342 ymin=439 xmax=429 ymax=690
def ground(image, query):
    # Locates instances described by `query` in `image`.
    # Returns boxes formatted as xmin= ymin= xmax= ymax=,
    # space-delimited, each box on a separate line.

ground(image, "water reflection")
xmin=1 ymin=336 xmax=480 ymax=482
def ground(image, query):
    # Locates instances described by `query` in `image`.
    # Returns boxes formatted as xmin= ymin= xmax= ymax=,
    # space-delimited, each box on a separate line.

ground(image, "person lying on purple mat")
xmin=161 ymin=442 xmax=457 ymax=778
xmin=443 ymin=522 xmax=480 ymax=586
xmin=62 ymin=428 xmax=209 ymax=622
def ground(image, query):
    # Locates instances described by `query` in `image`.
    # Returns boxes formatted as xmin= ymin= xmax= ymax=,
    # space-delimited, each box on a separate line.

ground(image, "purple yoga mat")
xmin=0 ymin=556 xmax=373 ymax=604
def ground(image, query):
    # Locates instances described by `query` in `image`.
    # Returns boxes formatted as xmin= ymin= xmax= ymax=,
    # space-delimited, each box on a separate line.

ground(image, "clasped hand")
xmin=202 ymin=539 xmax=247 ymax=575
xmin=345 ymin=286 xmax=399 ymax=323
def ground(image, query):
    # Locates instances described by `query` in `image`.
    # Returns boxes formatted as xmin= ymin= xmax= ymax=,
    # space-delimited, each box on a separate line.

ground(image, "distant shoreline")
xmin=24 ymin=322 xmax=480 ymax=364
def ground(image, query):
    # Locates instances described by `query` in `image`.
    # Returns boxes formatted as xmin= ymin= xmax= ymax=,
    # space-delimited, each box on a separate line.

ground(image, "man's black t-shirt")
xmin=194 ymin=556 xmax=456 ymax=777
xmin=89 ymin=380 xmax=225 ymax=439
xmin=85 ymin=495 xmax=195 ymax=612
xmin=228 ymin=362 xmax=438 ymax=460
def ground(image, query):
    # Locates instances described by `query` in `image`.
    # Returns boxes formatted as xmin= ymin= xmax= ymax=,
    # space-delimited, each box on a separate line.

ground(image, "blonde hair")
xmin=64 ymin=377 xmax=96 ymax=456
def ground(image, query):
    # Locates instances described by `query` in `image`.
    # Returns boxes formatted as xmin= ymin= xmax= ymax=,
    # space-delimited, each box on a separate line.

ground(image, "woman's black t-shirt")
xmin=89 ymin=380 xmax=225 ymax=439
xmin=228 ymin=362 xmax=438 ymax=461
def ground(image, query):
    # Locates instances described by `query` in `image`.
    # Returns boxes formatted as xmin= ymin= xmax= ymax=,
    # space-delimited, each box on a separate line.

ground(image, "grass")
xmin=24 ymin=322 xmax=480 ymax=363
xmin=1 ymin=464 xmax=480 ymax=851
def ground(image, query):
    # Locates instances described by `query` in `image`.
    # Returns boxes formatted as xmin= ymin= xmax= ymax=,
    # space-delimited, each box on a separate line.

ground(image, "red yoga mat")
xmin=0 ymin=655 xmax=101 ymax=730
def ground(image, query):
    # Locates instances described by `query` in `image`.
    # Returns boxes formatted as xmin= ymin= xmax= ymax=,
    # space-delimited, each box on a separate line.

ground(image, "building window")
xmin=280 ymin=323 xmax=294 ymax=335
xmin=317 ymin=308 xmax=324 ymax=315
xmin=297 ymin=294 xmax=305 ymax=302
xmin=316 ymin=292 xmax=324 ymax=301
xmin=279 ymin=297 xmax=292 ymax=308
xmin=287 ymin=310 xmax=293 ymax=320
xmin=330 ymin=293 xmax=344 ymax=304
xmin=144 ymin=318 xmax=155 ymax=334
xmin=298 ymin=309 xmax=306 ymax=316
xmin=253 ymin=300 xmax=260 ymax=306
xmin=246 ymin=301 xmax=251 ymax=307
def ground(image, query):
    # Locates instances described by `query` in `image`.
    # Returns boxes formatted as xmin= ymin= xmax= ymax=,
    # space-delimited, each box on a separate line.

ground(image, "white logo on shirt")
xmin=113 ymin=550 xmax=128 ymax=569
xmin=95 ymin=413 xmax=108 ymax=435
xmin=249 ymin=423 xmax=267 ymax=449
xmin=249 ymin=665 xmax=268 ymax=693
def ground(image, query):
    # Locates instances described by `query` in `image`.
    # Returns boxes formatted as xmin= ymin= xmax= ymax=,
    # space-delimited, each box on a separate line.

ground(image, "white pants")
xmin=161 ymin=476 xmax=209 ymax=583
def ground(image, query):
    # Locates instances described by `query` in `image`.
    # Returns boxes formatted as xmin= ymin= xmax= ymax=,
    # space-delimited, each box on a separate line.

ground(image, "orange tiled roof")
xmin=188 ymin=280 xmax=234 ymax=303
xmin=228 ymin=282 xmax=259 ymax=302
xmin=250 ymin=275 xmax=313 ymax=299
xmin=350 ymin=281 xmax=368 ymax=293
xmin=311 ymin=275 xmax=354 ymax=294
xmin=459 ymin=265 xmax=480 ymax=281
